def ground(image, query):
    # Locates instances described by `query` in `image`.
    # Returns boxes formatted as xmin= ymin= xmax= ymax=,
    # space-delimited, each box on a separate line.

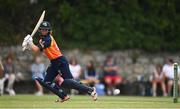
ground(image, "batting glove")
xmin=22 ymin=34 xmax=33 ymax=51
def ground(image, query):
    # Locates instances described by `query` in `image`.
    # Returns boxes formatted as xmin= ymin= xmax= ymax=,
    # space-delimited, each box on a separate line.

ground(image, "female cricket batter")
xmin=22 ymin=21 xmax=97 ymax=102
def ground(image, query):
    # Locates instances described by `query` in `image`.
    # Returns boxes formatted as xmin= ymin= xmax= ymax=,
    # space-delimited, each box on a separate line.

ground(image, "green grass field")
xmin=0 ymin=95 xmax=179 ymax=109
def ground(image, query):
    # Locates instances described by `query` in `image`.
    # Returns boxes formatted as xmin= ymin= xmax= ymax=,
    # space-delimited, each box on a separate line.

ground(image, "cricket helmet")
xmin=39 ymin=21 xmax=51 ymax=31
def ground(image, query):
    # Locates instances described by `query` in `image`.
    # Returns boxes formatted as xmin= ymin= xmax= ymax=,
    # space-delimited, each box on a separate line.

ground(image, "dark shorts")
xmin=44 ymin=56 xmax=73 ymax=83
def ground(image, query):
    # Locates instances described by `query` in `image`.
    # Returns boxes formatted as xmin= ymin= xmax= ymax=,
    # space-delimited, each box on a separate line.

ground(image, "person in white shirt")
xmin=69 ymin=57 xmax=82 ymax=95
xmin=69 ymin=57 xmax=82 ymax=81
xmin=162 ymin=58 xmax=180 ymax=95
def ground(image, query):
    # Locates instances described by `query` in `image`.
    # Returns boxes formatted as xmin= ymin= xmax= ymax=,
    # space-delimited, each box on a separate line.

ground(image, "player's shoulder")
xmin=50 ymin=35 xmax=56 ymax=41
xmin=42 ymin=35 xmax=51 ymax=41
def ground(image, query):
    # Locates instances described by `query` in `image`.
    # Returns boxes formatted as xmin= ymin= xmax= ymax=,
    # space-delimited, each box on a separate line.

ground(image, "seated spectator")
xmin=179 ymin=72 xmax=180 ymax=96
xmin=31 ymin=56 xmax=45 ymax=96
xmin=69 ymin=57 xmax=82 ymax=94
xmin=4 ymin=55 xmax=16 ymax=96
xmin=81 ymin=60 xmax=99 ymax=87
xmin=151 ymin=64 xmax=167 ymax=96
xmin=162 ymin=58 xmax=180 ymax=95
xmin=0 ymin=58 xmax=4 ymax=77
xmin=0 ymin=58 xmax=6 ymax=96
xmin=103 ymin=55 xmax=122 ymax=95
xmin=69 ymin=57 xmax=82 ymax=81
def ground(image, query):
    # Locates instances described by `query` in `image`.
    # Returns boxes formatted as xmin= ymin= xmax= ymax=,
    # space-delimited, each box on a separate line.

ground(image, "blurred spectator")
xmin=69 ymin=57 xmax=82 ymax=95
xmin=0 ymin=58 xmax=4 ymax=77
xmin=31 ymin=56 xmax=45 ymax=96
xmin=81 ymin=60 xmax=99 ymax=87
xmin=162 ymin=58 xmax=180 ymax=95
xmin=3 ymin=55 xmax=16 ymax=96
xmin=69 ymin=57 xmax=82 ymax=81
xmin=179 ymin=71 xmax=180 ymax=95
xmin=103 ymin=55 xmax=122 ymax=95
xmin=151 ymin=64 xmax=167 ymax=96
xmin=0 ymin=58 xmax=6 ymax=95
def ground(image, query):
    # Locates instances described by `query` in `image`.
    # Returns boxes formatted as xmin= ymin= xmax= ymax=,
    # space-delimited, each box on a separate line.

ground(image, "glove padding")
xmin=22 ymin=34 xmax=33 ymax=51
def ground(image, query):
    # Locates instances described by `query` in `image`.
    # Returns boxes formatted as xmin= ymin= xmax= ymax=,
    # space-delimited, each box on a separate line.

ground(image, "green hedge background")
xmin=0 ymin=0 xmax=179 ymax=52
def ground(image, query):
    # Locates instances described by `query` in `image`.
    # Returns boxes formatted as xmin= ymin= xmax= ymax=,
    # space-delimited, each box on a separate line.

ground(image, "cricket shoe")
xmin=91 ymin=87 xmax=98 ymax=101
xmin=55 ymin=95 xmax=70 ymax=103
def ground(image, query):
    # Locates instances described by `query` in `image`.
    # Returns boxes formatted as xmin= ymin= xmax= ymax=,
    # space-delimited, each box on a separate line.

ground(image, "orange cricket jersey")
xmin=43 ymin=35 xmax=62 ymax=60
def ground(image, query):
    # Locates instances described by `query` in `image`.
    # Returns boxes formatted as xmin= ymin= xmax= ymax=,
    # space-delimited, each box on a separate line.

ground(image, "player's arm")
xmin=30 ymin=43 xmax=40 ymax=52
xmin=22 ymin=34 xmax=40 ymax=52
xmin=32 ymin=36 xmax=52 ymax=53
xmin=22 ymin=34 xmax=51 ymax=52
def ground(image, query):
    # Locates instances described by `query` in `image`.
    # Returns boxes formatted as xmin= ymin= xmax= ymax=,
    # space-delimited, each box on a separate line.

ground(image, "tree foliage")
xmin=0 ymin=0 xmax=180 ymax=52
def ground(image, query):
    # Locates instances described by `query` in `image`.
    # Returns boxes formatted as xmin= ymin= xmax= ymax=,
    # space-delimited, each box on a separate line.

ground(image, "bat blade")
xmin=22 ymin=10 xmax=45 ymax=51
xmin=30 ymin=10 xmax=45 ymax=37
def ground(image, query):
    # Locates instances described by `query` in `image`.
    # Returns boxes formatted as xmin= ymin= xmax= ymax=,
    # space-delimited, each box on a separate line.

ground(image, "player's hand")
xmin=22 ymin=34 xmax=33 ymax=51
xmin=25 ymin=34 xmax=33 ymax=45
xmin=22 ymin=34 xmax=30 ymax=51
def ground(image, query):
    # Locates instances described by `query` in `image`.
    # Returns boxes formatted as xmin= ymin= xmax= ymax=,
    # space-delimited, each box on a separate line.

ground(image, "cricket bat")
xmin=22 ymin=10 xmax=45 ymax=51
xmin=30 ymin=10 xmax=46 ymax=37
